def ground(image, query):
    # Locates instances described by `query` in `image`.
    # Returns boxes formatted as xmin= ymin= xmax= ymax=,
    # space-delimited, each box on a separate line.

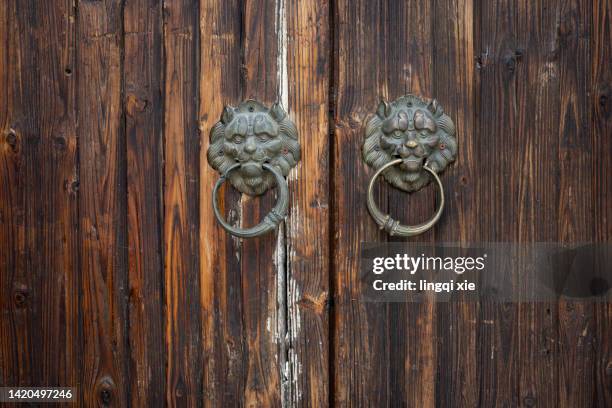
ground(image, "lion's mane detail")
xmin=207 ymin=100 xmax=300 ymax=196
xmin=363 ymin=94 xmax=457 ymax=192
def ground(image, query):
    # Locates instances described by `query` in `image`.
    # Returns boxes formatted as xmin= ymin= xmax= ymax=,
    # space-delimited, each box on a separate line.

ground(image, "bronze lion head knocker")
xmin=207 ymin=100 xmax=300 ymax=238
xmin=363 ymin=94 xmax=457 ymax=236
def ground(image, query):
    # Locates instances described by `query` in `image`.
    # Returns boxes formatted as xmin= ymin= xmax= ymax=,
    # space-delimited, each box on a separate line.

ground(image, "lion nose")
xmin=405 ymin=140 xmax=418 ymax=149
xmin=244 ymin=143 xmax=256 ymax=154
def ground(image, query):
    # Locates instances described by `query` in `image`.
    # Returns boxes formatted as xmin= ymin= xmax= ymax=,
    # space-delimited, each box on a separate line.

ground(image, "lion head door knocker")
xmin=362 ymin=94 xmax=457 ymax=236
xmin=207 ymin=100 xmax=300 ymax=238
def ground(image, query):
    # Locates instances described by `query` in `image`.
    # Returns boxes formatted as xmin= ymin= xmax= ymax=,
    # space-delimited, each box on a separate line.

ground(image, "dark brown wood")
xmin=432 ymin=0 xmax=480 ymax=406
xmin=124 ymin=0 xmax=165 ymax=405
xmin=162 ymin=0 xmax=203 ymax=405
xmin=0 ymin=1 xmax=80 ymax=403
xmin=557 ymin=0 xmax=596 ymax=406
xmin=476 ymin=1 xmax=522 ymax=405
xmin=514 ymin=0 xmax=561 ymax=406
xmin=77 ymin=0 xmax=129 ymax=405
xmin=332 ymin=1 xmax=390 ymax=404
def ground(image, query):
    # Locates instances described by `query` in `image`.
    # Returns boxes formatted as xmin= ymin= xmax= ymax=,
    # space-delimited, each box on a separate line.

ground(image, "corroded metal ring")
xmin=212 ymin=163 xmax=288 ymax=238
xmin=366 ymin=158 xmax=444 ymax=237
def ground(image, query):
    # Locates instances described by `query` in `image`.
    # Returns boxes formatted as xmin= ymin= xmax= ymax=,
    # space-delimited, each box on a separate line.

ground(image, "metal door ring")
xmin=212 ymin=163 xmax=288 ymax=238
xmin=366 ymin=159 xmax=445 ymax=237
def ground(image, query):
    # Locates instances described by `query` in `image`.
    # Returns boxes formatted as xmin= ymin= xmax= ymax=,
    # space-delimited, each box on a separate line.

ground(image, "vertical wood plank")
xmin=332 ymin=0 xmax=388 ymax=404
xmin=285 ymin=0 xmax=331 ymax=405
xmin=162 ymin=0 xmax=203 ymax=405
xmin=0 ymin=0 xmax=80 ymax=398
xmin=0 ymin=0 xmax=33 ymax=388
xmin=592 ymin=0 xmax=612 ymax=406
xmin=77 ymin=0 xmax=129 ymax=405
xmin=124 ymin=0 xmax=165 ymax=405
xmin=199 ymin=0 xmax=245 ymax=406
xmin=0 ymin=0 xmax=22 ymax=387
xmin=477 ymin=0 xmax=521 ymax=405
xmin=556 ymin=0 xmax=595 ymax=406
xmin=332 ymin=0 xmax=404 ymax=405
xmin=239 ymin=0 xmax=283 ymax=405
xmin=514 ymin=1 xmax=562 ymax=407
xmin=432 ymin=0 xmax=480 ymax=406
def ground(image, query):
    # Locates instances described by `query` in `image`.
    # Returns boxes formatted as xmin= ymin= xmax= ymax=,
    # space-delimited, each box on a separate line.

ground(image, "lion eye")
xmin=232 ymin=134 xmax=244 ymax=144
xmin=392 ymin=130 xmax=404 ymax=139
xmin=419 ymin=131 xmax=428 ymax=138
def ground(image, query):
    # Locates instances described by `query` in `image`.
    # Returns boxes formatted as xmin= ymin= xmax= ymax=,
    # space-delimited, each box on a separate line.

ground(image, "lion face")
xmin=363 ymin=95 xmax=457 ymax=192
xmin=207 ymin=100 xmax=300 ymax=196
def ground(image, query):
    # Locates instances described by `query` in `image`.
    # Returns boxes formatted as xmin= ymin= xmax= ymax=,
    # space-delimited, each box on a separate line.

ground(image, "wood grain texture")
xmin=513 ymin=1 xmax=562 ymax=406
xmin=124 ymin=0 xmax=165 ymax=405
xmin=77 ymin=0 xmax=129 ymax=405
xmin=432 ymin=0 xmax=479 ymax=406
xmin=332 ymin=0 xmax=389 ymax=404
xmin=556 ymin=0 xmax=595 ymax=406
xmin=284 ymin=0 xmax=331 ymax=405
xmin=0 ymin=2 xmax=80 ymax=403
xmin=476 ymin=0 xmax=523 ymax=405
xmin=199 ymin=0 xmax=245 ymax=406
xmin=238 ymin=1 xmax=284 ymax=405
xmin=162 ymin=0 xmax=203 ymax=405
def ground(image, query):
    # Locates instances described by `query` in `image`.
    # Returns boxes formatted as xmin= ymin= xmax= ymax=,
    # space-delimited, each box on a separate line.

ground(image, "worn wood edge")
xmin=237 ymin=0 xmax=286 ymax=405
xmin=284 ymin=0 xmax=332 ymax=406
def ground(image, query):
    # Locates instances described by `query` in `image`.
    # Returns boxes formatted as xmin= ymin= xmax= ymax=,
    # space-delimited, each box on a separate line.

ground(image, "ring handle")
xmin=366 ymin=159 xmax=445 ymax=237
xmin=212 ymin=163 xmax=289 ymax=238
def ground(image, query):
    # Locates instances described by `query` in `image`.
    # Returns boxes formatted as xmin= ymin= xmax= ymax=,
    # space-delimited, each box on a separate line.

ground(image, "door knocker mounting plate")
xmin=362 ymin=94 xmax=457 ymax=236
xmin=207 ymin=99 xmax=301 ymax=238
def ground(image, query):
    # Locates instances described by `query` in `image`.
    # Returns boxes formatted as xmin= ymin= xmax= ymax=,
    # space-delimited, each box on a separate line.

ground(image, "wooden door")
xmin=0 ymin=0 xmax=610 ymax=407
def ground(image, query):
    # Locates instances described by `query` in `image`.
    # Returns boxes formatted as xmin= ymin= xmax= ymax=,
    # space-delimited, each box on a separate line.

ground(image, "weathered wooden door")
xmin=1 ymin=0 xmax=610 ymax=406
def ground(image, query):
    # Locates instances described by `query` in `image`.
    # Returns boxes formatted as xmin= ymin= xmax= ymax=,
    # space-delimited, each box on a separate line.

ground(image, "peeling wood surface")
xmin=0 ymin=0 xmax=610 ymax=407
xmin=284 ymin=0 xmax=331 ymax=405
